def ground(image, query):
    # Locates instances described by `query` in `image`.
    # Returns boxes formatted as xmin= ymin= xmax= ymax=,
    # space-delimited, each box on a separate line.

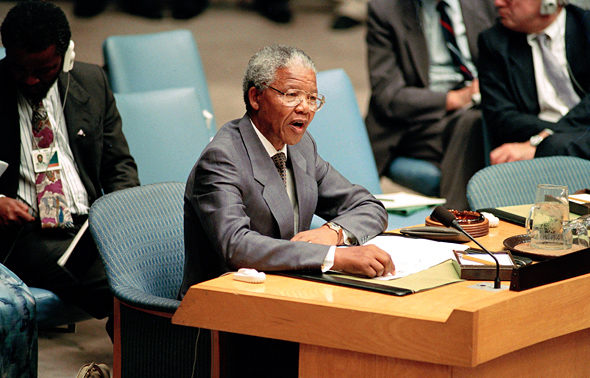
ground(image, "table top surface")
xmin=173 ymin=220 xmax=590 ymax=367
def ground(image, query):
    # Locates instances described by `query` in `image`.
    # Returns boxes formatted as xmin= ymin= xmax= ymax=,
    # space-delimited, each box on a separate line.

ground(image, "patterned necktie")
xmin=31 ymin=101 xmax=73 ymax=228
xmin=436 ymin=1 xmax=474 ymax=82
xmin=271 ymin=152 xmax=287 ymax=186
xmin=536 ymin=33 xmax=580 ymax=109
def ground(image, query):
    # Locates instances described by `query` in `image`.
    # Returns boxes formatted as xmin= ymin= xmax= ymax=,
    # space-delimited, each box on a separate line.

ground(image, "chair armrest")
xmin=112 ymin=286 xmax=180 ymax=314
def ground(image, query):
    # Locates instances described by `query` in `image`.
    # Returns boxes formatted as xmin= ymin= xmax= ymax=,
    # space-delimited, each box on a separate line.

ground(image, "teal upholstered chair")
xmin=103 ymin=29 xmax=216 ymax=137
xmin=1 ymin=263 xmax=37 ymax=378
xmin=89 ymin=182 xmax=210 ymax=378
xmin=310 ymin=69 xmax=434 ymax=230
xmin=114 ymin=87 xmax=211 ymax=185
xmin=467 ymin=156 xmax=590 ymax=210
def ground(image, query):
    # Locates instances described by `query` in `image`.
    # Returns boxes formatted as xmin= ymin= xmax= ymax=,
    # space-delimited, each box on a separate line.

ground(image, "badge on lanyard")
xmin=32 ymin=148 xmax=61 ymax=173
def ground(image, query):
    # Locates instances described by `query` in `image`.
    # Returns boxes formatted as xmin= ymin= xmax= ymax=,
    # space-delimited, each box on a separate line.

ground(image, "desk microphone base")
xmin=469 ymin=282 xmax=509 ymax=292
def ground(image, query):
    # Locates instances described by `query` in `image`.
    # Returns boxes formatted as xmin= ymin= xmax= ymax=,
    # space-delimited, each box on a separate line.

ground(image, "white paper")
xmin=0 ymin=161 xmax=8 ymax=177
xmin=374 ymin=192 xmax=446 ymax=210
xmin=57 ymin=219 xmax=88 ymax=267
xmin=363 ymin=235 xmax=468 ymax=280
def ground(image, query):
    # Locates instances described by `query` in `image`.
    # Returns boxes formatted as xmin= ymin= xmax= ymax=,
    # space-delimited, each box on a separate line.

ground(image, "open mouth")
xmin=291 ymin=120 xmax=306 ymax=128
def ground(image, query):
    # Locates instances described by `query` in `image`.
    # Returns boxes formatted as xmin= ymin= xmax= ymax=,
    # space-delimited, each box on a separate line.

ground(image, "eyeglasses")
xmin=263 ymin=85 xmax=325 ymax=112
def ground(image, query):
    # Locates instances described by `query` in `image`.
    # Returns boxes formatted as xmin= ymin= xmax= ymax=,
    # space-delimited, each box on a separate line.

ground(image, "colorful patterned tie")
xmin=436 ymin=1 xmax=474 ymax=82
xmin=536 ymin=33 xmax=580 ymax=109
xmin=271 ymin=152 xmax=287 ymax=186
xmin=31 ymin=101 xmax=74 ymax=228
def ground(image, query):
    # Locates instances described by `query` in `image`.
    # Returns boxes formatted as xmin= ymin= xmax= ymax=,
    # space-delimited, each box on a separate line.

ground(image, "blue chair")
xmin=1 ymin=263 xmax=37 ymax=378
xmin=467 ymin=156 xmax=590 ymax=210
xmin=89 ymin=182 xmax=210 ymax=378
xmin=0 ymin=46 xmax=5 ymax=58
xmin=115 ymin=87 xmax=212 ymax=185
xmin=103 ymin=29 xmax=215 ymax=136
xmin=310 ymin=69 xmax=434 ymax=230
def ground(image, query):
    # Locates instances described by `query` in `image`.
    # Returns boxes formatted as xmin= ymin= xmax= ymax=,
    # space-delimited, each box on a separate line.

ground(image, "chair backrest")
xmin=310 ymin=69 xmax=382 ymax=194
xmin=89 ymin=182 xmax=185 ymax=308
xmin=103 ymin=29 xmax=215 ymax=128
xmin=467 ymin=156 xmax=590 ymax=210
xmin=115 ymin=87 xmax=211 ymax=185
xmin=0 ymin=46 xmax=5 ymax=59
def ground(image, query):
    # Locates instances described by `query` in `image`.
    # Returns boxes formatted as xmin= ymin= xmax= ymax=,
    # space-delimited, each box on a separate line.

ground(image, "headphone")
xmin=62 ymin=40 xmax=75 ymax=73
xmin=540 ymin=0 xmax=568 ymax=15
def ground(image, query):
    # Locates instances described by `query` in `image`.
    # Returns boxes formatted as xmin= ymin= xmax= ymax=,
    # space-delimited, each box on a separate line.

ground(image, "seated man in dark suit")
xmin=479 ymin=0 xmax=590 ymax=164
xmin=365 ymin=0 xmax=497 ymax=210
xmin=0 ymin=1 xmax=139 ymax=338
xmin=181 ymin=44 xmax=394 ymax=378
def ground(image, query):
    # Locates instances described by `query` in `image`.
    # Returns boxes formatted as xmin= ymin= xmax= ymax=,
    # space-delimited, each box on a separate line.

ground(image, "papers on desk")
xmin=363 ymin=235 xmax=469 ymax=280
xmin=374 ymin=192 xmax=446 ymax=212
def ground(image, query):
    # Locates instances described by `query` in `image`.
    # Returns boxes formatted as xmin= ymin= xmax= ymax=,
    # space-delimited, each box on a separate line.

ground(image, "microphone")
xmin=431 ymin=206 xmax=501 ymax=289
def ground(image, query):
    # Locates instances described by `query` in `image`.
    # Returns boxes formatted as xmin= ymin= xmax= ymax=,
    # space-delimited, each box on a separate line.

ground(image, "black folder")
xmin=275 ymin=271 xmax=414 ymax=296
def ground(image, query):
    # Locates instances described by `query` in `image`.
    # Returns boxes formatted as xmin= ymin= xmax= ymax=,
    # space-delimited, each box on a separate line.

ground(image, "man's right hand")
xmin=0 ymin=197 xmax=35 ymax=227
xmin=446 ymin=79 xmax=479 ymax=111
xmin=333 ymin=245 xmax=395 ymax=278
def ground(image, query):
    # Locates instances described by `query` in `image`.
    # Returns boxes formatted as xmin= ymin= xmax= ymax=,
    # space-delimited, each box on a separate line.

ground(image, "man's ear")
xmin=248 ymin=86 xmax=261 ymax=111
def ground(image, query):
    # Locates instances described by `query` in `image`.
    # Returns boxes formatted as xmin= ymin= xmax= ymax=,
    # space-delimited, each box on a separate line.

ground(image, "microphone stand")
xmin=432 ymin=206 xmax=502 ymax=289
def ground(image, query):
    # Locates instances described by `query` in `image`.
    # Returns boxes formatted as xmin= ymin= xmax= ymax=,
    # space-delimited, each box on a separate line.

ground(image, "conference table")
xmin=172 ymin=220 xmax=590 ymax=378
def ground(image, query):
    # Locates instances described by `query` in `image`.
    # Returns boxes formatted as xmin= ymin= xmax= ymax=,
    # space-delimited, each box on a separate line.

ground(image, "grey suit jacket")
xmin=478 ymin=5 xmax=590 ymax=158
xmin=364 ymin=0 xmax=497 ymax=173
xmin=180 ymin=115 xmax=387 ymax=295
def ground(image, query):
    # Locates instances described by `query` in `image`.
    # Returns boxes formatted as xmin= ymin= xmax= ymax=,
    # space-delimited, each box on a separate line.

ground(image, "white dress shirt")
xmin=420 ymin=0 xmax=477 ymax=93
xmin=17 ymin=82 xmax=89 ymax=217
xmin=527 ymin=9 xmax=578 ymax=123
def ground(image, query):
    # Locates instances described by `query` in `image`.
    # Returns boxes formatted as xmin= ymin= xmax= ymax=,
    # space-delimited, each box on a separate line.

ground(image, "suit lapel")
xmin=239 ymin=118 xmax=295 ymax=239
xmin=58 ymin=71 xmax=99 ymax=200
xmin=401 ymin=1 xmax=430 ymax=87
xmin=507 ymin=35 xmax=540 ymax=114
xmin=289 ymin=143 xmax=317 ymax=232
xmin=461 ymin=0 xmax=484 ymax=61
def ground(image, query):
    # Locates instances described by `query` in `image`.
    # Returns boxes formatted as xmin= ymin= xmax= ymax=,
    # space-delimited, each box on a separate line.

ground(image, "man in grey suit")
xmin=181 ymin=45 xmax=394 ymax=378
xmin=479 ymin=0 xmax=590 ymax=163
xmin=365 ymin=0 xmax=497 ymax=210
xmin=0 ymin=2 xmax=139 ymax=337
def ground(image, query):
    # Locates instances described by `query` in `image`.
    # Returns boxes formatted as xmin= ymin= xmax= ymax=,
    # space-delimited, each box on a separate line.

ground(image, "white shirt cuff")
xmin=321 ymin=246 xmax=336 ymax=272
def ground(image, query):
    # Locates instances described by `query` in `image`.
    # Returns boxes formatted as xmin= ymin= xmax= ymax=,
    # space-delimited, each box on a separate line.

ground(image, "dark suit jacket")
xmin=0 ymin=60 xmax=139 ymax=252
xmin=0 ymin=60 xmax=139 ymax=202
xmin=180 ymin=115 xmax=387 ymax=295
xmin=478 ymin=5 xmax=590 ymax=159
xmin=365 ymin=0 xmax=497 ymax=174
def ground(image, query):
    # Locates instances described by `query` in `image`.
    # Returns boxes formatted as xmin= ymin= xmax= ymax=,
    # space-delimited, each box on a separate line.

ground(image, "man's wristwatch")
xmin=529 ymin=129 xmax=554 ymax=147
xmin=325 ymin=222 xmax=344 ymax=245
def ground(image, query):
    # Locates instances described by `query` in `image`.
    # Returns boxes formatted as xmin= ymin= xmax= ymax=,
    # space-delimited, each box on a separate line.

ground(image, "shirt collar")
xmin=527 ymin=7 xmax=566 ymax=43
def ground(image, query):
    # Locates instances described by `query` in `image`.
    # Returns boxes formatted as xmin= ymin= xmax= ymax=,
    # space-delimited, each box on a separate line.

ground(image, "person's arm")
xmin=366 ymin=1 xmax=448 ymax=126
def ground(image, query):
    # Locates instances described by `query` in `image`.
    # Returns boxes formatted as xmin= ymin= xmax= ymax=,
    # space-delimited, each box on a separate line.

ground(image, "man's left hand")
xmin=291 ymin=225 xmax=339 ymax=245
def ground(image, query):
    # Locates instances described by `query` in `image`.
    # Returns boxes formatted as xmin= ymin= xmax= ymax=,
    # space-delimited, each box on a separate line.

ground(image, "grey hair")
xmin=242 ymin=45 xmax=317 ymax=112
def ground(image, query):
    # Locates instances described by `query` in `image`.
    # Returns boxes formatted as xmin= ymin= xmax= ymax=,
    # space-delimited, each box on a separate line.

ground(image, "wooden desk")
xmin=173 ymin=221 xmax=590 ymax=377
